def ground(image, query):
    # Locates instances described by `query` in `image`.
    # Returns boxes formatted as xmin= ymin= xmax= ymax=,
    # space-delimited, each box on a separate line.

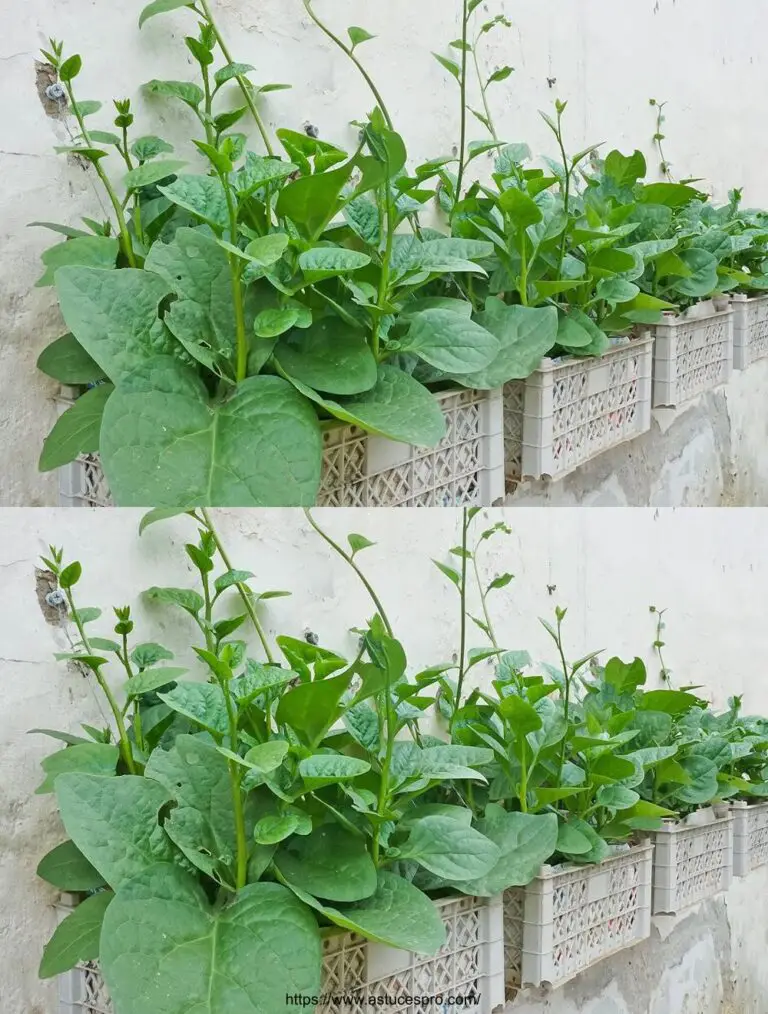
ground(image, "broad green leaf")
xmin=244 ymin=233 xmax=290 ymax=267
xmin=299 ymin=754 xmax=371 ymax=788
xmin=37 ymin=333 xmax=105 ymax=385
xmin=157 ymin=682 xmax=229 ymax=735
xmin=604 ymin=656 xmax=647 ymax=693
xmin=290 ymin=365 xmax=446 ymax=447
xmin=675 ymin=756 xmax=719 ymax=805
xmin=451 ymin=808 xmax=557 ymax=894
xmin=450 ymin=302 xmax=558 ymax=387
xmin=243 ymin=740 xmax=290 ymax=774
xmin=125 ymin=666 xmax=187 ymax=696
xmin=276 ymin=163 xmax=354 ymax=238
xmin=348 ymin=26 xmax=375 ymax=47
xmin=498 ymin=187 xmax=543 ymax=229
xmin=37 ymin=236 xmax=119 ymax=287
xmin=56 ymin=774 xmax=175 ymax=888
xmin=673 ymin=248 xmax=719 ymax=298
xmin=157 ymin=175 xmax=229 ymax=230
xmin=558 ymin=817 xmax=609 ymax=864
xmin=145 ymin=586 xmax=204 ymax=615
xmin=254 ymin=814 xmax=304 ymax=845
xmin=275 ymin=319 xmax=377 ymax=395
xmin=298 ymin=246 xmax=371 ymax=282
xmin=37 ymin=840 xmax=106 ymax=891
xmin=144 ymin=78 xmax=204 ymax=109
xmin=638 ymin=690 xmax=700 ymax=715
xmin=561 ymin=308 xmax=610 ymax=357
xmin=235 ymin=153 xmax=298 ymax=195
xmin=638 ymin=181 xmax=704 ymax=207
xmin=231 ymin=662 xmax=297 ymax=702
xmin=100 ymin=358 xmax=323 ymax=507
xmin=39 ymin=892 xmax=113 ymax=978
xmin=400 ymin=815 xmax=500 ymax=881
xmin=596 ymin=785 xmax=640 ymax=810
xmin=131 ymin=642 xmax=175 ymax=668
xmin=101 ymin=865 xmax=322 ymax=1014
xmin=595 ymin=278 xmax=640 ymax=305
xmin=139 ymin=0 xmax=194 ymax=27
xmin=556 ymin=821 xmax=593 ymax=855
xmin=146 ymin=736 xmax=236 ymax=881
xmin=433 ymin=53 xmax=461 ymax=81
xmin=275 ymin=825 xmax=377 ymax=901
xmin=604 ymin=149 xmax=646 ymax=187
xmin=56 ymin=267 xmax=175 ymax=383
xmin=290 ymin=870 xmax=446 ymax=954
xmin=401 ymin=310 xmax=499 ymax=374
xmin=131 ymin=135 xmax=175 ymax=161
xmin=39 ymin=384 xmax=113 ymax=472
xmin=36 ymin=743 xmax=119 ymax=794
xmin=554 ymin=314 xmax=594 ymax=351
xmin=275 ymin=672 xmax=353 ymax=746
xmin=124 ymin=160 xmax=187 ymax=192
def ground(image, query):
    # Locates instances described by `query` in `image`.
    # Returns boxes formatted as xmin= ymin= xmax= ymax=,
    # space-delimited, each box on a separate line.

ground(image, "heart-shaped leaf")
xmin=100 ymin=357 xmax=323 ymax=507
xmin=401 ymin=309 xmax=500 ymax=374
xmin=39 ymin=384 xmax=114 ymax=472
xmin=275 ymin=319 xmax=378 ymax=395
xmin=101 ymin=864 xmax=322 ymax=1014
xmin=39 ymin=891 xmax=113 ymax=978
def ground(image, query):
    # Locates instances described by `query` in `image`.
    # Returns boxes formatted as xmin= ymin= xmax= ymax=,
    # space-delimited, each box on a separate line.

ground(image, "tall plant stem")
xmin=554 ymin=616 xmax=572 ymax=782
xmin=197 ymin=0 xmax=274 ymax=154
xmin=64 ymin=82 xmax=136 ymax=267
xmin=472 ymin=537 xmax=499 ymax=651
xmin=450 ymin=508 xmax=470 ymax=730
xmin=221 ymin=679 xmax=248 ymax=889
xmin=453 ymin=0 xmax=471 ymax=211
xmin=302 ymin=0 xmax=393 ymax=129
xmin=472 ymin=39 xmax=499 ymax=143
xmin=64 ymin=588 xmax=136 ymax=773
xmin=554 ymin=118 xmax=571 ymax=276
xmin=200 ymin=509 xmax=275 ymax=663
xmin=303 ymin=509 xmax=393 ymax=635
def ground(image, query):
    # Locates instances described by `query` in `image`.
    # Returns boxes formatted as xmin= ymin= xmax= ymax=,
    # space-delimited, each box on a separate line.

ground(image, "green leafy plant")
xmin=35 ymin=509 xmax=560 ymax=1012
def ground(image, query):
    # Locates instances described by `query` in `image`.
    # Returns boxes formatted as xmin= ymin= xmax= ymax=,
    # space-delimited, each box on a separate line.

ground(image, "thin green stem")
xmin=554 ymin=114 xmax=571 ymax=277
xmin=453 ymin=0 xmax=471 ymax=212
xmin=64 ymin=81 xmax=136 ymax=267
xmin=198 ymin=0 xmax=274 ymax=155
xmin=201 ymin=509 xmax=275 ymax=663
xmin=220 ymin=177 xmax=248 ymax=382
xmin=222 ymin=679 xmax=248 ymax=890
xmin=451 ymin=509 xmax=470 ymax=731
xmin=201 ymin=62 xmax=216 ymax=146
xmin=472 ymin=536 xmax=499 ymax=651
xmin=555 ymin=617 xmax=572 ymax=782
xmin=65 ymin=589 xmax=136 ymax=773
xmin=302 ymin=0 xmax=393 ymax=129
xmin=303 ymin=509 xmax=393 ymax=636
xmin=371 ymin=189 xmax=394 ymax=359
xmin=201 ymin=569 xmax=215 ymax=653
xmin=472 ymin=34 xmax=499 ymax=143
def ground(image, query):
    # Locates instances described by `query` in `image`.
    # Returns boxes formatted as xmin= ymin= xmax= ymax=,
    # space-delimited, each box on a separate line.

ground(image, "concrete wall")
xmin=508 ymin=358 xmax=768 ymax=507
xmin=4 ymin=0 xmax=768 ymax=504
xmin=3 ymin=506 xmax=768 ymax=1011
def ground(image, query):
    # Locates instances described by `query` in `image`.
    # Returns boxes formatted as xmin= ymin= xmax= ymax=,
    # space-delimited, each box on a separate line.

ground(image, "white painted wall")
xmin=3 ymin=506 xmax=768 ymax=1011
xmin=4 ymin=0 xmax=768 ymax=504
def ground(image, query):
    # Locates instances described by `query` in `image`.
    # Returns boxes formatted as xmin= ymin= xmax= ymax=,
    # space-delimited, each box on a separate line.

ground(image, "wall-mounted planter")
xmin=503 ymin=842 xmax=653 ymax=992
xmin=731 ymin=293 xmax=768 ymax=371
xmin=57 ymin=387 xmax=505 ymax=508
xmin=731 ymin=800 xmax=768 ymax=877
xmin=58 ymin=894 xmax=505 ymax=1014
xmin=503 ymin=334 xmax=654 ymax=484
xmin=650 ymin=811 xmax=733 ymax=914
xmin=650 ymin=300 xmax=733 ymax=407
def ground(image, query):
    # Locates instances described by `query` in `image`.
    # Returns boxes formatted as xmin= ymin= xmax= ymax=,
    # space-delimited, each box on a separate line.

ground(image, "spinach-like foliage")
xmin=35 ymin=509 xmax=543 ymax=1012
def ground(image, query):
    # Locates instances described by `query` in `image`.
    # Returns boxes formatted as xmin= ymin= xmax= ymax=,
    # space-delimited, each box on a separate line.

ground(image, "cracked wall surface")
xmin=4 ymin=0 xmax=768 ymax=504
xmin=3 ymin=508 xmax=768 ymax=1010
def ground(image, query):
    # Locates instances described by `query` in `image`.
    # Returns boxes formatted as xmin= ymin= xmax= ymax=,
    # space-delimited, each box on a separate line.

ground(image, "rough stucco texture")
xmin=3 ymin=507 xmax=768 ymax=1011
xmin=4 ymin=0 xmax=768 ymax=504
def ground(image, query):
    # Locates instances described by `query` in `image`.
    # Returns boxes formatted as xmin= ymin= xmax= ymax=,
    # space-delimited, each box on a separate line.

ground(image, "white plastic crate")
xmin=650 ymin=814 xmax=733 ymax=914
xmin=57 ymin=387 xmax=505 ymax=508
xmin=503 ymin=842 xmax=653 ymax=992
xmin=731 ymin=293 xmax=768 ymax=370
xmin=58 ymin=894 xmax=505 ymax=1014
xmin=731 ymin=800 xmax=768 ymax=877
xmin=503 ymin=334 xmax=654 ymax=483
xmin=651 ymin=301 xmax=733 ymax=407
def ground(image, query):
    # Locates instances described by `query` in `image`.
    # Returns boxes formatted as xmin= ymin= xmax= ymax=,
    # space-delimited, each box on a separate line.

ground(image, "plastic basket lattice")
xmin=731 ymin=801 xmax=768 ymax=877
xmin=58 ymin=388 xmax=504 ymax=508
xmin=504 ymin=335 xmax=653 ymax=483
xmin=651 ymin=305 xmax=733 ymax=406
xmin=732 ymin=294 xmax=768 ymax=370
xmin=503 ymin=842 xmax=653 ymax=991
xmin=59 ymin=896 xmax=505 ymax=1014
xmin=651 ymin=815 xmax=733 ymax=914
